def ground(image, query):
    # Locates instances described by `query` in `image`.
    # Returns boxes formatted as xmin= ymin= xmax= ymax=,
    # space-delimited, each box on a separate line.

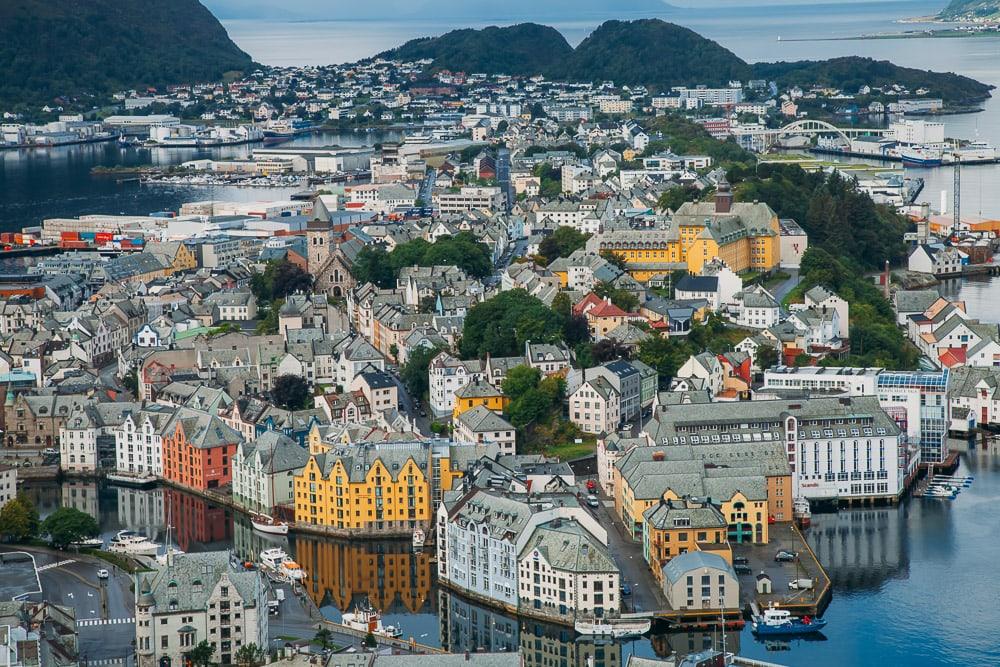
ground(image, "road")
xmin=420 ymin=169 xmax=436 ymax=208
xmin=389 ymin=371 xmax=431 ymax=435
xmin=98 ymin=361 xmax=124 ymax=394
xmin=770 ymin=268 xmax=801 ymax=302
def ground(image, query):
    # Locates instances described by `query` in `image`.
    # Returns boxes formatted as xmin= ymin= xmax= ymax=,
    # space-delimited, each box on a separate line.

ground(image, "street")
xmin=770 ymin=268 xmax=801 ymax=302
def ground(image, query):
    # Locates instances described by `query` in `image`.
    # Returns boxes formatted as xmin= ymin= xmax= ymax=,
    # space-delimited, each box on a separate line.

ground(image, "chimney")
xmin=715 ymin=174 xmax=733 ymax=214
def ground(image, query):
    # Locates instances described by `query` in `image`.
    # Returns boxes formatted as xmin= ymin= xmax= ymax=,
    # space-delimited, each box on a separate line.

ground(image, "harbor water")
xmin=26 ymin=442 xmax=1000 ymax=666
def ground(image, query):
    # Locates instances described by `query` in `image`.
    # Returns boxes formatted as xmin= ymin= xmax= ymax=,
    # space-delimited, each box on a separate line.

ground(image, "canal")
xmin=23 ymin=442 xmax=1000 ymax=667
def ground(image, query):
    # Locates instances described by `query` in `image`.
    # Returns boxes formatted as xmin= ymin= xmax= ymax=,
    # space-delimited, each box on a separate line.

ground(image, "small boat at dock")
xmin=251 ymin=514 xmax=289 ymax=536
xmin=793 ymin=497 xmax=811 ymax=529
xmin=341 ymin=601 xmax=402 ymax=638
xmin=259 ymin=547 xmax=306 ymax=581
xmin=751 ymin=605 xmax=827 ymax=636
xmin=574 ymin=617 xmax=651 ymax=639
xmin=106 ymin=530 xmax=160 ymax=557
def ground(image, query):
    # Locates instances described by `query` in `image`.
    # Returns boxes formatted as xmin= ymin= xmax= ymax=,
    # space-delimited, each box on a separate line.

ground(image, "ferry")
xmin=899 ymin=146 xmax=943 ymax=167
xmin=943 ymin=141 xmax=997 ymax=164
xmin=751 ymin=605 xmax=827 ymax=636
xmin=259 ymin=547 xmax=305 ymax=580
xmin=341 ymin=602 xmax=402 ymax=638
xmin=251 ymin=514 xmax=289 ymax=536
xmin=106 ymin=530 xmax=160 ymax=557
xmin=574 ymin=617 xmax=651 ymax=639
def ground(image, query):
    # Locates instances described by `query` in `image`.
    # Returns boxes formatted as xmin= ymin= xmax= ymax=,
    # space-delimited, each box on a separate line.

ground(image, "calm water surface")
xmin=27 ymin=444 xmax=1000 ymax=666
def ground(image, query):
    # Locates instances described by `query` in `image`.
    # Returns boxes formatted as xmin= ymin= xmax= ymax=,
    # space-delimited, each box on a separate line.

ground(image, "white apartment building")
xmin=437 ymin=488 xmax=610 ymax=617
xmin=115 ymin=406 xmax=174 ymax=477
xmin=436 ymin=187 xmax=505 ymax=215
xmin=598 ymin=98 xmax=634 ymax=114
xmin=135 ymin=551 xmax=268 ymax=667
xmin=0 ymin=465 xmax=16 ymax=510
xmin=889 ymin=119 xmax=945 ymax=145
xmin=60 ymin=409 xmax=98 ymax=474
xmin=518 ymin=519 xmax=620 ymax=621
xmin=231 ymin=431 xmax=310 ymax=513
xmin=453 ymin=405 xmax=516 ymax=455
xmin=569 ymin=376 xmax=621 ymax=435
xmin=674 ymin=86 xmax=744 ymax=106
xmin=428 ymin=351 xmax=485 ymax=418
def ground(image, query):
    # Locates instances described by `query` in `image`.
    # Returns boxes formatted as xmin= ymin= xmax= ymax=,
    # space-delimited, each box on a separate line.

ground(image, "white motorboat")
xmin=792 ymin=497 xmax=812 ymax=528
xmin=574 ymin=617 xmax=650 ymax=639
xmin=341 ymin=601 xmax=402 ymax=638
xmin=251 ymin=514 xmax=289 ymax=536
xmin=259 ymin=547 xmax=305 ymax=581
xmin=72 ymin=537 xmax=104 ymax=549
xmin=412 ymin=528 xmax=425 ymax=551
xmin=106 ymin=530 xmax=160 ymax=557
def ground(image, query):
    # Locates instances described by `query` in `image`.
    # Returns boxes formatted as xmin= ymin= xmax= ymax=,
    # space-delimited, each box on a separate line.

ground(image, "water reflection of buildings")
xmin=438 ymin=589 xmax=623 ymax=667
xmin=807 ymin=508 xmax=908 ymax=590
xmin=163 ymin=487 xmax=233 ymax=552
xmin=115 ymin=487 xmax=165 ymax=538
xmin=294 ymin=537 xmax=433 ymax=614
xmin=649 ymin=629 xmax=740 ymax=660
xmin=60 ymin=479 xmax=99 ymax=516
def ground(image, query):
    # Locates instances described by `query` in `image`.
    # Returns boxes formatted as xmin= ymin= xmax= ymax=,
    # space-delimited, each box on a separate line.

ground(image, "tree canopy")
xmin=250 ymin=260 xmax=313 ymax=302
xmin=352 ymin=233 xmax=494 ymax=288
xmin=41 ymin=507 xmax=99 ymax=549
xmin=460 ymin=290 xmax=563 ymax=359
xmin=537 ymin=227 xmax=590 ymax=266
xmin=0 ymin=495 xmax=39 ymax=543
xmin=400 ymin=345 xmax=443 ymax=401
xmin=270 ymin=374 xmax=311 ymax=410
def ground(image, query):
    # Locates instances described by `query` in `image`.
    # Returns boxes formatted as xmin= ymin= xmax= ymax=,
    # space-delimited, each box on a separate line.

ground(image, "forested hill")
xmin=382 ymin=19 xmax=992 ymax=103
xmin=0 ymin=0 xmax=254 ymax=110
xmin=938 ymin=0 xmax=1000 ymax=20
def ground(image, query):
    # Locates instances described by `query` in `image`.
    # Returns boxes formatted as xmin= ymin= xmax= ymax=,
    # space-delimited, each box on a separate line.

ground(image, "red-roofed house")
xmin=574 ymin=293 xmax=646 ymax=339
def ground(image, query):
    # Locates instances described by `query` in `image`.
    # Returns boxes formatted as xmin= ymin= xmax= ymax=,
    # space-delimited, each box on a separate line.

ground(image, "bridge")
xmin=732 ymin=119 xmax=892 ymax=152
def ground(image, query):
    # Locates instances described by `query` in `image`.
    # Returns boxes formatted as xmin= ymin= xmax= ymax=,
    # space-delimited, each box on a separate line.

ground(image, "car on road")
xmin=42 ymin=448 xmax=57 ymax=456
xmin=775 ymin=550 xmax=799 ymax=562
xmin=97 ymin=569 xmax=109 ymax=579
xmin=734 ymin=564 xmax=752 ymax=575
xmin=620 ymin=583 xmax=632 ymax=596
xmin=733 ymin=556 xmax=750 ymax=566
xmin=585 ymin=479 xmax=597 ymax=492
xmin=419 ymin=410 xmax=427 ymax=417
xmin=586 ymin=495 xmax=600 ymax=508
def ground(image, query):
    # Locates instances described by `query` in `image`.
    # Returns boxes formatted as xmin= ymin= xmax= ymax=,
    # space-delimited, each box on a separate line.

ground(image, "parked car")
xmin=734 ymin=564 xmax=752 ymax=575
xmin=788 ymin=578 xmax=814 ymax=590
xmin=585 ymin=479 xmax=597 ymax=492
xmin=620 ymin=583 xmax=632 ymax=596
xmin=97 ymin=569 xmax=109 ymax=579
xmin=586 ymin=495 xmax=600 ymax=508
xmin=42 ymin=448 xmax=57 ymax=456
xmin=775 ymin=550 xmax=799 ymax=562
xmin=733 ymin=556 xmax=750 ymax=566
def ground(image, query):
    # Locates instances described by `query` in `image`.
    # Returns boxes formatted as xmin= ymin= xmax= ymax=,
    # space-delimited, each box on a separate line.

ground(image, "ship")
xmin=259 ymin=547 xmax=306 ymax=581
xmin=106 ymin=530 xmax=160 ymax=557
xmin=341 ymin=601 xmax=402 ymax=638
xmin=793 ymin=497 xmax=812 ymax=528
xmin=251 ymin=514 xmax=289 ymax=536
xmin=751 ymin=605 xmax=827 ymax=636
xmin=574 ymin=617 xmax=651 ymax=639
xmin=899 ymin=145 xmax=943 ymax=167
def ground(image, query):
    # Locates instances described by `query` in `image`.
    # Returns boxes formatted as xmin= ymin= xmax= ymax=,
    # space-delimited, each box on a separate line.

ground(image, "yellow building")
xmin=452 ymin=378 xmax=509 ymax=421
xmin=145 ymin=241 xmax=198 ymax=274
xmin=597 ymin=179 xmax=781 ymax=281
xmin=292 ymin=440 xmax=487 ymax=532
xmin=642 ymin=498 xmax=730 ymax=583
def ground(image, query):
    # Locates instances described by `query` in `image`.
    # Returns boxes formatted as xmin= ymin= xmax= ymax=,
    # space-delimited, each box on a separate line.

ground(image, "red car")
xmin=586 ymin=480 xmax=597 ymax=492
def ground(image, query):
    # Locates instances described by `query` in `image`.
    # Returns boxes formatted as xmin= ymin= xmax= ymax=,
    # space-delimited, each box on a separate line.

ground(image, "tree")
xmin=234 ymin=643 xmax=267 ymax=667
xmin=251 ymin=260 xmax=312 ymax=302
xmin=460 ymin=290 xmax=563 ymax=359
xmin=757 ymin=345 xmax=780 ymax=371
xmin=502 ymin=366 xmax=543 ymax=402
xmin=186 ymin=640 xmax=215 ymax=667
xmin=351 ymin=246 xmax=395 ymax=289
xmin=637 ymin=336 xmax=693 ymax=388
xmin=123 ymin=369 xmax=139 ymax=395
xmin=593 ymin=281 xmax=639 ymax=312
xmin=0 ymin=495 xmax=39 ymax=543
xmin=417 ymin=295 xmax=437 ymax=314
xmin=600 ymin=250 xmax=630 ymax=272
xmin=364 ymin=632 xmax=377 ymax=648
xmin=41 ymin=507 xmax=98 ymax=549
xmin=270 ymin=374 xmax=311 ymax=410
xmin=400 ymin=346 xmax=442 ymax=401
xmin=314 ymin=628 xmax=333 ymax=651
xmin=537 ymin=226 xmax=589 ymax=265
xmin=255 ymin=299 xmax=281 ymax=335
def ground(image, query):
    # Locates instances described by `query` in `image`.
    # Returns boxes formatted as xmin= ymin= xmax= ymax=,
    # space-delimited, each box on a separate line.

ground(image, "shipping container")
xmin=2 ymin=233 xmax=17 ymax=243
xmin=60 ymin=240 xmax=89 ymax=249
xmin=80 ymin=232 xmax=97 ymax=241
xmin=95 ymin=232 xmax=113 ymax=244
xmin=60 ymin=231 xmax=80 ymax=241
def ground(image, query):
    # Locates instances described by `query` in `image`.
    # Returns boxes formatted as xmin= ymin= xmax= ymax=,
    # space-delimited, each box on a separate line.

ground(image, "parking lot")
xmin=0 ymin=551 xmax=42 ymax=600
xmin=732 ymin=522 xmax=829 ymax=610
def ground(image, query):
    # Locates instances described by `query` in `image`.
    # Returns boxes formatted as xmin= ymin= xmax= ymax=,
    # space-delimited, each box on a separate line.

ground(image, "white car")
xmin=97 ymin=569 xmax=110 ymax=579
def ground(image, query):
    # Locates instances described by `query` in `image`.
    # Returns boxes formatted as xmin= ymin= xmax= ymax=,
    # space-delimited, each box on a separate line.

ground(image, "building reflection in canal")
xmin=807 ymin=507 xmax=910 ymax=591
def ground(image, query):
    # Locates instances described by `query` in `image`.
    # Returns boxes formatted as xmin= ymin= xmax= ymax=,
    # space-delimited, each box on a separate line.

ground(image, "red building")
xmin=161 ymin=407 xmax=243 ymax=490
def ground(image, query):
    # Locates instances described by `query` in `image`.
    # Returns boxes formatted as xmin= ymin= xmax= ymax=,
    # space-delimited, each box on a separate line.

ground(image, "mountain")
xmin=752 ymin=56 xmax=993 ymax=105
xmin=383 ymin=19 xmax=992 ymax=103
xmin=558 ymin=19 xmax=749 ymax=88
xmin=388 ymin=24 xmax=573 ymax=78
xmin=938 ymin=0 xmax=1000 ymax=19
xmin=0 ymin=0 xmax=254 ymax=109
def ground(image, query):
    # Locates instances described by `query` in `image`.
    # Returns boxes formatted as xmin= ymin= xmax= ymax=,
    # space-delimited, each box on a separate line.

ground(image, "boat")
xmin=793 ymin=497 xmax=812 ymax=529
xmin=899 ymin=145 xmax=943 ymax=167
xmin=105 ymin=472 xmax=158 ymax=488
xmin=923 ymin=487 xmax=957 ymax=498
xmin=574 ymin=617 xmax=651 ymax=639
xmin=751 ymin=605 xmax=827 ymax=636
xmin=106 ymin=530 xmax=160 ymax=557
xmin=71 ymin=537 xmax=104 ymax=549
xmin=412 ymin=528 xmax=426 ymax=550
xmin=341 ymin=601 xmax=402 ymax=638
xmin=259 ymin=547 xmax=305 ymax=580
xmin=251 ymin=514 xmax=289 ymax=536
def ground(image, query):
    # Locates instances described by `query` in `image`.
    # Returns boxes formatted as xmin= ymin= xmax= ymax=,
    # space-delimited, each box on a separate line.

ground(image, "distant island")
xmin=0 ymin=0 xmax=255 ymax=110
xmin=938 ymin=0 xmax=1000 ymax=20
xmin=381 ymin=19 xmax=993 ymax=107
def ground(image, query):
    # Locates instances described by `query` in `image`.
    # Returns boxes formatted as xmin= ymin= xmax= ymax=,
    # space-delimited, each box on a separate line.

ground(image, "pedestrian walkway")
xmin=36 ymin=559 xmax=75 ymax=572
xmin=77 ymin=617 xmax=134 ymax=627
xmin=81 ymin=658 xmax=129 ymax=666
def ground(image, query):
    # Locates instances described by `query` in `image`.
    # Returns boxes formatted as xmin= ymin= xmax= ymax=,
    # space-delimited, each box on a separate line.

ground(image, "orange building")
xmin=161 ymin=407 xmax=243 ymax=490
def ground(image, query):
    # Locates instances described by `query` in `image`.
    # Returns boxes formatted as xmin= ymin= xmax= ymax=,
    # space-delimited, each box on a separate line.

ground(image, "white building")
xmin=803 ymin=286 xmax=849 ymax=340
xmin=428 ymin=352 xmax=485 ymax=418
xmin=436 ymin=187 xmax=505 ymax=215
xmin=729 ymin=285 xmax=781 ymax=329
xmin=453 ymin=405 xmax=516 ymax=455
xmin=661 ymin=551 xmax=739 ymax=611
xmin=231 ymin=431 xmax=309 ymax=513
xmin=0 ymin=465 xmax=16 ymax=511
xmin=569 ymin=376 xmax=621 ymax=435
xmin=115 ymin=405 xmax=175 ymax=477
xmin=135 ymin=551 xmax=268 ymax=667
xmin=908 ymin=244 xmax=964 ymax=277
xmin=889 ymin=119 xmax=945 ymax=145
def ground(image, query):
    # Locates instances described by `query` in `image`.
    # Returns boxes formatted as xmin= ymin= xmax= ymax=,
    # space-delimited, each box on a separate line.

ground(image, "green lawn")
xmin=544 ymin=438 xmax=597 ymax=461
